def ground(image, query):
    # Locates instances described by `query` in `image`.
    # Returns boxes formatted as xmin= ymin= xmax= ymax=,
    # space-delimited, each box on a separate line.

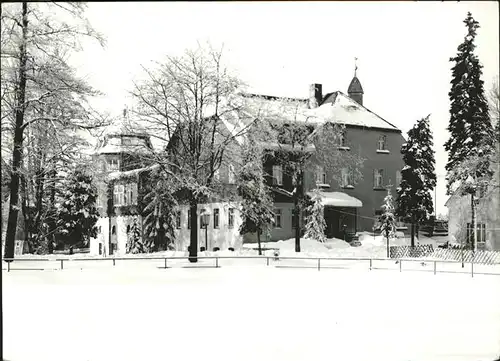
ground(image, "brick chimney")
xmin=308 ymin=83 xmax=322 ymax=109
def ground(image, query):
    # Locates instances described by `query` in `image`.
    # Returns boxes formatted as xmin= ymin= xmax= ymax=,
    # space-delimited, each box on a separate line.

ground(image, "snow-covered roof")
xmin=306 ymin=191 xmax=363 ymax=208
xmin=218 ymin=92 xmax=400 ymax=143
xmin=107 ymin=164 xmax=160 ymax=181
xmin=308 ymin=92 xmax=399 ymax=131
xmin=95 ymin=143 xmax=151 ymax=155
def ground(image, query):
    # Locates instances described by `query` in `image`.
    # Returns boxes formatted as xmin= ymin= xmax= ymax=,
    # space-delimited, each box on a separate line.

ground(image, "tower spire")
xmin=354 ymin=57 xmax=358 ymax=77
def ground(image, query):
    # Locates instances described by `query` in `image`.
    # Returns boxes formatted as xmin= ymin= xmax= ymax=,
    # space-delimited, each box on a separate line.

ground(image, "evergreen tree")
xmin=396 ymin=115 xmax=436 ymax=247
xmin=238 ymin=132 xmax=275 ymax=255
xmin=56 ymin=169 xmax=99 ymax=249
xmin=379 ymin=187 xmax=397 ymax=258
xmin=126 ymin=217 xmax=145 ymax=254
xmin=304 ymin=188 xmax=327 ymax=243
xmin=445 ymin=12 xmax=494 ymax=193
xmin=142 ymin=168 xmax=177 ymax=252
xmin=445 ymin=12 xmax=495 ymax=251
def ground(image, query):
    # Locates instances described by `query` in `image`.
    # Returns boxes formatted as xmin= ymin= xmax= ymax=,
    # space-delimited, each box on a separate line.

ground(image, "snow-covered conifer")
xmin=379 ymin=187 xmax=397 ymax=257
xmin=396 ymin=115 xmax=436 ymax=247
xmin=304 ymin=188 xmax=326 ymax=243
xmin=238 ymin=133 xmax=274 ymax=255
xmin=445 ymin=12 xmax=495 ymax=195
xmin=56 ymin=169 xmax=99 ymax=249
xmin=126 ymin=217 xmax=145 ymax=254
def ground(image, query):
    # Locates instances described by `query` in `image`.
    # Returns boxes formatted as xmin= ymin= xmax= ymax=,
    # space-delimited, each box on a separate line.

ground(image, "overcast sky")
xmin=73 ymin=1 xmax=500 ymax=216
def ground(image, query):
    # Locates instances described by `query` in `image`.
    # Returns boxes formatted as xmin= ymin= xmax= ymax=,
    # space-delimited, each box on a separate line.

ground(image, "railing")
xmin=2 ymin=255 xmax=499 ymax=277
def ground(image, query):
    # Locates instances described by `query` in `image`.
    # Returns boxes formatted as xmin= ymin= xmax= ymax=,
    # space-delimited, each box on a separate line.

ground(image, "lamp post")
xmin=200 ymin=209 xmax=210 ymax=252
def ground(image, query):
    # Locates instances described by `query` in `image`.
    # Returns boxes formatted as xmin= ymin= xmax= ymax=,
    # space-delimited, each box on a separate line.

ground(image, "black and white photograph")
xmin=1 ymin=1 xmax=499 ymax=361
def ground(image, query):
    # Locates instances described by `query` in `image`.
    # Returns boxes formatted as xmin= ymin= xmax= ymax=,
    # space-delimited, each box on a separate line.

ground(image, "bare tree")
xmin=130 ymin=43 xmax=253 ymax=262
xmin=1 ymin=3 xmax=107 ymax=259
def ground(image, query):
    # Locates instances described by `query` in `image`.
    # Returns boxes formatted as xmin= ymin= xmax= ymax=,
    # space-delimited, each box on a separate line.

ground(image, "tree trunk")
xmin=471 ymin=193 xmax=476 ymax=253
xmin=294 ymin=202 xmax=300 ymax=252
xmin=257 ymin=228 xmax=262 ymax=256
xmin=386 ymin=234 xmax=390 ymax=258
xmin=410 ymin=218 xmax=415 ymax=248
xmin=188 ymin=197 xmax=198 ymax=263
xmin=47 ymin=168 xmax=57 ymax=254
xmin=294 ymin=170 xmax=303 ymax=253
xmin=4 ymin=2 xmax=28 ymax=261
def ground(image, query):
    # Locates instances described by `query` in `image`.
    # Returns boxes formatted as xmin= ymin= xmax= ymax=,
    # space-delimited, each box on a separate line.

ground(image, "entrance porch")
xmin=307 ymin=191 xmax=363 ymax=240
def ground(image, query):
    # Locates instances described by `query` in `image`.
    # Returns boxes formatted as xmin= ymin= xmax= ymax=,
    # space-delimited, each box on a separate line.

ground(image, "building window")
xmin=396 ymin=170 xmax=402 ymax=187
xmin=316 ymin=166 xmax=327 ymax=185
xmin=113 ymin=184 xmax=125 ymax=206
xmin=213 ymin=208 xmax=220 ymax=229
xmin=336 ymin=131 xmax=346 ymax=147
xmin=187 ymin=211 xmax=191 ymax=229
xmin=274 ymin=209 xmax=282 ymax=228
xmin=175 ymin=211 xmax=181 ymax=229
xmin=466 ymin=223 xmax=486 ymax=244
xmin=228 ymin=208 xmax=235 ymax=228
xmin=126 ymin=225 xmax=130 ymax=234
xmin=97 ymin=193 xmax=104 ymax=208
xmin=108 ymin=158 xmax=119 ymax=171
xmin=111 ymin=226 xmax=116 ymax=235
xmin=341 ymin=168 xmax=354 ymax=188
xmin=228 ymin=164 xmax=235 ymax=184
xmin=124 ymin=183 xmax=137 ymax=205
xmin=272 ymin=165 xmax=283 ymax=186
xmin=374 ymin=169 xmax=384 ymax=188
xmin=377 ymin=135 xmax=387 ymax=151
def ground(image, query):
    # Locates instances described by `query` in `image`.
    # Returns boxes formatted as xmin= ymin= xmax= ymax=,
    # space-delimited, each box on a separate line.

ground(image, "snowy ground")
xmin=3 ymin=265 xmax=500 ymax=361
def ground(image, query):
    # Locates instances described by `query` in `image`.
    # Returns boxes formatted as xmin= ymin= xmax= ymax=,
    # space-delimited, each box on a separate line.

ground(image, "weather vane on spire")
xmin=354 ymin=57 xmax=358 ymax=77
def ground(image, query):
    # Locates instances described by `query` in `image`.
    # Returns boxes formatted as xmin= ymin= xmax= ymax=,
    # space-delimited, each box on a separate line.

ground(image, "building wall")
xmin=302 ymin=126 xmax=405 ymax=232
xmin=447 ymin=188 xmax=500 ymax=251
xmin=174 ymin=202 xmax=244 ymax=251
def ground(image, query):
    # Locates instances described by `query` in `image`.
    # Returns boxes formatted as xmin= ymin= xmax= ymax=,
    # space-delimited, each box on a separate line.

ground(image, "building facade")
xmin=89 ymin=73 xmax=406 ymax=255
xmin=446 ymin=164 xmax=500 ymax=251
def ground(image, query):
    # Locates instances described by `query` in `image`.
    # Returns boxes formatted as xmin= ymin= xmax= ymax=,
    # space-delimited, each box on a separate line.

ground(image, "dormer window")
xmin=272 ymin=165 xmax=283 ymax=186
xmin=315 ymin=166 xmax=327 ymax=185
xmin=377 ymin=135 xmax=389 ymax=153
xmin=108 ymin=158 xmax=119 ymax=171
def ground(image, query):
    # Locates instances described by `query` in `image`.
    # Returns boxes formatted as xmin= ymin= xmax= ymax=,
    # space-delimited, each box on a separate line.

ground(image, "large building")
xmin=89 ymin=72 xmax=406 ymax=256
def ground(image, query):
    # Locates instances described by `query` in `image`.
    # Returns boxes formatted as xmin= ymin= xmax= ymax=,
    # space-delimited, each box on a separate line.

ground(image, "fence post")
xmin=399 ymin=260 xmax=402 ymax=272
xmin=266 ymin=257 xmax=269 ymax=266
xmin=369 ymin=259 xmax=372 ymax=270
xmin=60 ymin=259 xmax=64 ymax=270
xmin=317 ymin=258 xmax=321 ymax=271
xmin=164 ymin=258 xmax=167 ymax=269
xmin=471 ymin=259 xmax=474 ymax=278
xmin=433 ymin=261 xmax=436 ymax=275
xmin=113 ymin=258 xmax=115 ymax=266
xmin=216 ymin=257 xmax=219 ymax=268
xmin=8 ymin=261 xmax=10 ymax=272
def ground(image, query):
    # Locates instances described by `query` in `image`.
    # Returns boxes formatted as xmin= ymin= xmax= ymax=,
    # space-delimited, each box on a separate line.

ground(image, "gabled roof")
xmin=218 ymin=91 xmax=401 ymax=143
xmin=312 ymin=91 xmax=400 ymax=131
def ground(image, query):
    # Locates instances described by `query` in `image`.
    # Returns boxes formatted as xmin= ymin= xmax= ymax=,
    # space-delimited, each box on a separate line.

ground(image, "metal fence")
xmin=3 ymin=255 xmax=500 ymax=277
